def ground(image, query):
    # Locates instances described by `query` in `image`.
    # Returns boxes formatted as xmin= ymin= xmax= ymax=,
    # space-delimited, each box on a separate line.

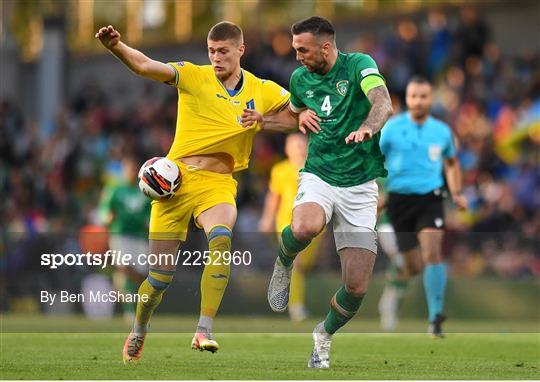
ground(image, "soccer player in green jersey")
xmin=100 ymin=157 xmax=151 ymax=320
xmin=241 ymin=16 xmax=393 ymax=368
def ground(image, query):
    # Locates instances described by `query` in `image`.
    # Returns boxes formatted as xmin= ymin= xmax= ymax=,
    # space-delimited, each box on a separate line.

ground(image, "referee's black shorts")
xmin=387 ymin=189 xmax=445 ymax=252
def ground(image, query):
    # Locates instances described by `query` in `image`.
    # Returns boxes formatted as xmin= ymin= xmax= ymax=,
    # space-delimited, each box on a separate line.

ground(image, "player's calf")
xmin=133 ymin=269 xmax=174 ymax=333
xmin=123 ymin=268 xmax=174 ymax=362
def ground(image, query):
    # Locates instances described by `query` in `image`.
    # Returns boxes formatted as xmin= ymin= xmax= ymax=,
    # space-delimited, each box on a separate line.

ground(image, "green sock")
xmin=123 ymin=277 xmax=138 ymax=315
xmin=278 ymin=225 xmax=311 ymax=267
xmin=387 ymin=263 xmax=408 ymax=290
xmin=323 ymin=286 xmax=364 ymax=335
xmin=391 ymin=279 xmax=408 ymax=290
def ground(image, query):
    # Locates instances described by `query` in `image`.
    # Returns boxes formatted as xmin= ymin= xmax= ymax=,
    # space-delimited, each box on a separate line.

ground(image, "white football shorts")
xmin=293 ymin=172 xmax=378 ymax=253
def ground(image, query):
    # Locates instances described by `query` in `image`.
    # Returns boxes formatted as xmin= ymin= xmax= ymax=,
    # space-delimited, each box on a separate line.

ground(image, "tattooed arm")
xmin=345 ymin=85 xmax=393 ymax=144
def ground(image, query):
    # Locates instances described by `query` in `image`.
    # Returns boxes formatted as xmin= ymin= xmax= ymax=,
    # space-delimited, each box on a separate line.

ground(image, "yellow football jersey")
xmin=166 ymin=61 xmax=290 ymax=172
xmin=269 ymin=159 xmax=301 ymax=232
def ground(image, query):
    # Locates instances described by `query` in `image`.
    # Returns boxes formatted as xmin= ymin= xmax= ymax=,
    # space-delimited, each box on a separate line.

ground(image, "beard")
xmin=410 ymin=108 xmax=429 ymax=120
xmin=302 ymin=57 xmax=328 ymax=74
xmin=311 ymin=60 xmax=329 ymax=75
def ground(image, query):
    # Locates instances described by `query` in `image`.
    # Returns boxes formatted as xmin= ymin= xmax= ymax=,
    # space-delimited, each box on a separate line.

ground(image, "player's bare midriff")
xmin=180 ymin=153 xmax=234 ymax=174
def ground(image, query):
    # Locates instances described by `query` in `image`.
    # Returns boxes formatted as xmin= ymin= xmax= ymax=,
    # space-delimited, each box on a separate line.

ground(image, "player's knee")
xmin=423 ymin=251 xmax=442 ymax=265
xmin=344 ymin=281 xmax=369 ymax=298
xmin=291 ymin=220 xmax=321 ymax=241
xmin=146 ymin=268 xmax=175 ymax=291
xmin=208 ymin=225 xmax=232 ymax=243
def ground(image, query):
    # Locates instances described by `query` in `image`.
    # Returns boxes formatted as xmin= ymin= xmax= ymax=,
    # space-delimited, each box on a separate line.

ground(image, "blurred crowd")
xmin=1 ymin=6 xmax=539 ymax=282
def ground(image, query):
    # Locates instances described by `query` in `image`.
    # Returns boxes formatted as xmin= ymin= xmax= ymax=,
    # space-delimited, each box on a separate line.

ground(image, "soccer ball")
xmin=138 ymin=157 xmax=181 ymax=200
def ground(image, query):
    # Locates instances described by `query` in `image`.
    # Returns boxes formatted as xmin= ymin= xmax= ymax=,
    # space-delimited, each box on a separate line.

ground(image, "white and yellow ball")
xmin=138 ymin=157 xmax=181 ymax=200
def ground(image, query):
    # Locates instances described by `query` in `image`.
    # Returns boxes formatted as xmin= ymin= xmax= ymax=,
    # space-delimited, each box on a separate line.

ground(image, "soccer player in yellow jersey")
xmin=95 ymin=22 xmax=290 ymax=362
xmin=259 ymin=133 xmax=321 ymax=322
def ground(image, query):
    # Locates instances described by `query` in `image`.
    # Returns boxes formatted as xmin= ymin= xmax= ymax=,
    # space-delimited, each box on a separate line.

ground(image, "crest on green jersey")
xmin=336 ymin=80 xmax=349 ymax=96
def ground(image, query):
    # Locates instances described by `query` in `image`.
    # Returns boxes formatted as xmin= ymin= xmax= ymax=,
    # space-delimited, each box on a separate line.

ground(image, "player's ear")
xmin=238 ymin=42 xmax=245 ymax=57
xmin=321 ymin=40 xmax=332 ymax=56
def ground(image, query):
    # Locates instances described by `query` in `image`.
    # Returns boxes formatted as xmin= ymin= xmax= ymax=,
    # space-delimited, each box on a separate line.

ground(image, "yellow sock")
xmin=133 ymin=268 xmax=174 ymax=334
xmin=289 ymin=266 xmax=305 ymax=307
xmin=200 ymin=225 xmax=232 ymax=318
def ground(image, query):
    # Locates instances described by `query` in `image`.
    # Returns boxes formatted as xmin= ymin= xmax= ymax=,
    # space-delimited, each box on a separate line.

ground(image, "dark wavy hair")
xmin=291 ymin=16 xmax=335 ymax=40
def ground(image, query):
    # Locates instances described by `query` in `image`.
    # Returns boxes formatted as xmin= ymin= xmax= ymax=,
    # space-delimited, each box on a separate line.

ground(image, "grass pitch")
xmin=1 ymin=315 xmax=539 ymax=380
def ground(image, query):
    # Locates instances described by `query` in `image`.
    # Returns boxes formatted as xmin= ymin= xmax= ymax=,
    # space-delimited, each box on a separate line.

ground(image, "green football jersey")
xmin=101 ymin=182 xmax=150 ymax=237
xmin=289 ymin=51 xmax=387 ymax=187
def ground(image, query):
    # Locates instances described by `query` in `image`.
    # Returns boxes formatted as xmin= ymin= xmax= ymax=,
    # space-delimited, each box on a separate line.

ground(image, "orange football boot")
xmin=123 ymin=332 xmax=146 ymax=363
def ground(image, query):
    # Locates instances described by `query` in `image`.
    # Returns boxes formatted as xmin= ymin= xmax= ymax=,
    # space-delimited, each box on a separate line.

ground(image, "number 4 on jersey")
xmin=321 ymin=95 xmax=332 ymax=116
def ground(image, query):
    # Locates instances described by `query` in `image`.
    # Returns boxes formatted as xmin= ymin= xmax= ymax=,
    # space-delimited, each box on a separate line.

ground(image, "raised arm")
xmin=95 ymin=25 xmax=175 ymax=83
xmin=345 ymin=85 xmax=393 ymax=144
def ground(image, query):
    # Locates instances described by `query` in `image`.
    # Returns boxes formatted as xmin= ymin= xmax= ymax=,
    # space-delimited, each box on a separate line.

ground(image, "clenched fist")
xmin=95 ymin=25 xmax=121 ymax=50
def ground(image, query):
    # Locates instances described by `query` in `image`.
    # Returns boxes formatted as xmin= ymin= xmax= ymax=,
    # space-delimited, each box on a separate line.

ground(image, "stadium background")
xmin=1 ymin=0 xmax=539 ymax=328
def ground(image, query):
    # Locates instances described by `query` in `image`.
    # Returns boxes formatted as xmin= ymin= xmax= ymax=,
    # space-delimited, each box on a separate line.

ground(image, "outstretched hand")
xmin=95 ymin=25 xmax=121 ymax=49
xmin=345 ymin=126 xmax=373 ymax=144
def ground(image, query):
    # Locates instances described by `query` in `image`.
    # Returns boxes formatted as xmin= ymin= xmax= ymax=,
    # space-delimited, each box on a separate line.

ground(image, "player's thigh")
xmin=339 ymin=247 xmax=376 ymax=297
xmin=414 ymin=191 xmax=445 ymax=263
xmin=333 ymin=179 xmax=378 ymax=254
xmin=149 ymin=189 xmax=194 ymax=243
xmin=414 ymin=189 xmax=445 ymax=233
xmin=417 ymin=228 xmax=444 ymax=264
xmin=148 ymin=239 xmax=182 ymax=272
xmin=291 ymin=172 xmax=335 ymax=237
xmin=192 ymin=171 xmax=238 ymax=232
